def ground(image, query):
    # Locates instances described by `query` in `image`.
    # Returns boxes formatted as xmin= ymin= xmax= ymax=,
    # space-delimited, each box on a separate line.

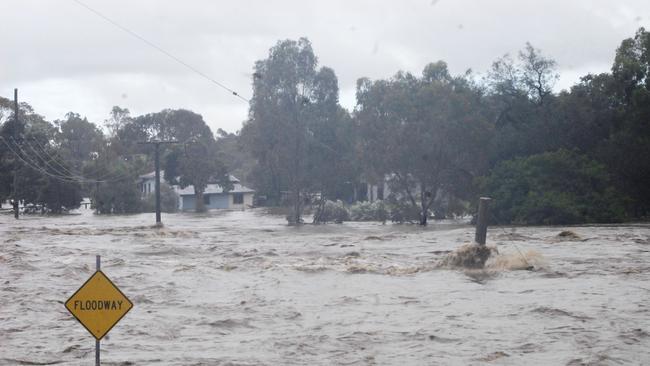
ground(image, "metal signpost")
xmin=65 ymin=256 xmax=133 ymax=365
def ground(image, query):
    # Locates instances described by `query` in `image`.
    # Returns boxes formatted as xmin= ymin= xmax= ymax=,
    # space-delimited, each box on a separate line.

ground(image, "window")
xmin=203 ymin=194 xmax=210 ymax=205
xmin=233 ymin=193 xmax=244 ymax=204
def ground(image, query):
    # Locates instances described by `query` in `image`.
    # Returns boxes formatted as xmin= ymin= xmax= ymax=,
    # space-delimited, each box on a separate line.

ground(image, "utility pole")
xmin=12 ymin=88 xmax=19 ymax=220
xmin=138 ymin=140 xmax=178 ymax=226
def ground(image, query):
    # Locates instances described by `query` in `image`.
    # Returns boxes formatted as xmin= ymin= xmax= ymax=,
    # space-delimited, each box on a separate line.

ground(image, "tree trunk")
xmin=291 ymin=188 xmax=302 ymax=224
xmin=419 ymin=203 xmax=428 ymax=226
xmin=419 ymin=212 xmax=428 ymax=225
xmin=313 ymin=193 xmax=326 ymax=224
xmin=419 ymin=187 xmax=428 ymax=226
xmin=195 ymin=188 xmax=206 ymax=213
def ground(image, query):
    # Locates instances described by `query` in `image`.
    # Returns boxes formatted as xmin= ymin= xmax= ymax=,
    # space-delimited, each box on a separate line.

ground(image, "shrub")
xmin=384 ymin=197 xmax=420 ymax=223
xmin=314 ymin=200 xmax=350 ymax=223
xmin=140 ymin=183 xmax=179 ymax=213
xmin=350 ymin=200 xmax=389 ymax=222
xmin=478 ymin=149 xmax=627 ymax=225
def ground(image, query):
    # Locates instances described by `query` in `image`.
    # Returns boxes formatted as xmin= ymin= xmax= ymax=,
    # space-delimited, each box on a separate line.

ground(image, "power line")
xmin=1 ymin=136 xmax=134 ymax=184
xmin=0 ymin=136 xmax=83 ymax=184
xmin=22 ymin=139 xmax=87 ymax=181
xmin=26 ymin=138 xmax=134 ymax=182
xmin=71 ymin=0 xmax=250 ymax=102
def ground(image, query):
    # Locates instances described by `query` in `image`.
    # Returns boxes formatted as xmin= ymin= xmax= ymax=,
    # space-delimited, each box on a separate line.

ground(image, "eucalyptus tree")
xmin=241 ymin=38 xmax=351 ymax=224
xmin=356 ymin=61 xmax=491 ymax=225
xmin=604 ymin=27 xmax=650 ymax=216
xmin=0 ymin=102 xmax=84 ymax=213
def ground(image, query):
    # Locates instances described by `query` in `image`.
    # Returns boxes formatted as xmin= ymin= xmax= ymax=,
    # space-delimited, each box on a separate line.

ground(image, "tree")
xmin=487 ymin=43 xmax=558 ymax=106
xmin=306 ymin=67 xmax=359 ymax=223
xmin=214 ymin=128 xmax=256 ymax=186
xmin=165 ymin=137 xmax=230 ymax=212
xmin=483 ymin=43 xmax=563 ymax=165
xmin=141 ymin=182 xmax=179 ymax=213
xmin=55 ymin=112 xmax=105 ymax=167
xmin=105 ymin=106 xmax=133 ymax=138
xmin=356 ymin=62 xmax=491 ymax=225
xmin=110 ymin=108 xmax=228 ymax=213
xmin=241 ymin=38 xmax=350 ymax=224
xmin=604 ymin=27 xmax=650 ymax=216
xmin=0 ymin=100 xmax=84 ymax=213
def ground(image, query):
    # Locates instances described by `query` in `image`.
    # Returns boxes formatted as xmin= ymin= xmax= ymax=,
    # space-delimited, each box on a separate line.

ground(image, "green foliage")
xmin=241 ymin=38 xmax=358 ymax=223
xmin=356 ymin=62 xmax=491 ymax=224
xmin=38 ymin=177 xmax=83 ymax=214
xmin=0 ymin=102 xmax=84 ymax=213
xmin=479 ymin=150 xmax=626 ymax=225
xmin=94 ymin=179 xmax=141 ymax=214
xmin=215 ymin=129 xmax=255 ymax=187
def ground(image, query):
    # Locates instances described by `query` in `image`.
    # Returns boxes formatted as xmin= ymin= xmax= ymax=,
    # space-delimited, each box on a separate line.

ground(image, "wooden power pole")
xmin=12 ymin=89 xmax=19 ymax=220
xmin=139 ymin=140 xmax=177 ymax=226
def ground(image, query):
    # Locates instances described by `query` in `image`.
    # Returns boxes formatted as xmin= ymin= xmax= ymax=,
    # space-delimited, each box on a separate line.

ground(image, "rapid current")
xmin=1 ymin=209 xmax=649 ymax=365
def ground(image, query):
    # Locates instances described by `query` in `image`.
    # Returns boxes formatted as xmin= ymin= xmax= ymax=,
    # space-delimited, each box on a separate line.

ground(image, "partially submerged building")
xmin=138 ymin=172 xmax=254 ymax=211
xmin=176 ymin=176 xmax=254 ymax=211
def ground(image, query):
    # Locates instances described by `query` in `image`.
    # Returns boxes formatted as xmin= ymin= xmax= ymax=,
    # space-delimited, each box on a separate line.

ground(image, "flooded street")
xmin=1 ymin=210 xmax=650 ymax=365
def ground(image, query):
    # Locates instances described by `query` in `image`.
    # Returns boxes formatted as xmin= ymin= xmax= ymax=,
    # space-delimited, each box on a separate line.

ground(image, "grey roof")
xmin=139 ymin=171 xmax=162 ymax=180
xmin=139 ymin=171 xmax=239 ymax=183
xmin=139 ymin=171 xmax=251 ymax=195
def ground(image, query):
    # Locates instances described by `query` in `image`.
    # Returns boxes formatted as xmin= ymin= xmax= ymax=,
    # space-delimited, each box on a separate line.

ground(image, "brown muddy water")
xmin=1 ymin=209 xmax=649 ymax=365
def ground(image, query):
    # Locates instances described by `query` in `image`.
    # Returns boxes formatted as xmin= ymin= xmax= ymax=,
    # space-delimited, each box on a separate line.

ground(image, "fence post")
xmin=474 ymin=197 xmax=491 ymax=245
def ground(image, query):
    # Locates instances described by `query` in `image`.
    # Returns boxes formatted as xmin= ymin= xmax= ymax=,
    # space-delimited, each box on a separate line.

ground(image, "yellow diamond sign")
xmin=65 ymin=270 xmax=133 ymax=340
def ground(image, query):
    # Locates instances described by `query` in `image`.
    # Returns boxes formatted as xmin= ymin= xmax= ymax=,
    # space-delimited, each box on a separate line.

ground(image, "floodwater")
xmin=1 ymin=209 xmax=649 ymax=365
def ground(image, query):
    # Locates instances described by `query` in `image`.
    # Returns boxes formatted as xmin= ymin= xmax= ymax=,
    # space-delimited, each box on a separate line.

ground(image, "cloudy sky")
xmin=2 ymin=0 xmax=649 ymax=133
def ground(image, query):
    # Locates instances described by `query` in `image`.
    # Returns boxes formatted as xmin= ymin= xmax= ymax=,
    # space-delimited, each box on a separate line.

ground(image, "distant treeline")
xmin=2 ymin=28 xmax=649 ymax=225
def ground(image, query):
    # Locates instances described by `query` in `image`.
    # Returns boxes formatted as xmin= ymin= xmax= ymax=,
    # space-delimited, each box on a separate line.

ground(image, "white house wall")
xmin=229 ymin=192 xmax=254 ymax=209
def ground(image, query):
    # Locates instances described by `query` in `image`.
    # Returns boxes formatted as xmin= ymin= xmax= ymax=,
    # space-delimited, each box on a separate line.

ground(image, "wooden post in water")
xmin=474 ymin=197 xmax=491 ymax=245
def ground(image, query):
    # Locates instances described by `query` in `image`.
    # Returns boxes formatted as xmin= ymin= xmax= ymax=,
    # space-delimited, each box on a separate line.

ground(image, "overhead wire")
xmin=4 ymin=137 xmax=95 ymax=183
xmin=0 ymin=136 xmax=84 ymax=183
xmin=71 ymin=0 xmax=250 ymax=102
xmin=22 ymin=139 xmax=91 ymax=179
xmin=26 ymin=138 xmax=134 ymax=182
xmin=1 ymin=136 xmax=134 ymax=184
xmin=22 ymin=139 xmax=88 ymax=181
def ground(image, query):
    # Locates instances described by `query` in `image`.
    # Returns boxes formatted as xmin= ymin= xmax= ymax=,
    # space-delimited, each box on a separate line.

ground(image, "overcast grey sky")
xmin=2 ymin=0 xmax=649 ymax=133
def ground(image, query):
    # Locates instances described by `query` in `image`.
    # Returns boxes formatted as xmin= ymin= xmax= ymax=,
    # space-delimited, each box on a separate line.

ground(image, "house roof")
xmin=139 ymin=171 xmax=162 ymax=180
xmin=176 ymin=182 xmax=254 ymax=196
xmin=139 ymin=171 xmax=239 ymax=183
xmin=139 ymin=171 xmax=252 ymax=195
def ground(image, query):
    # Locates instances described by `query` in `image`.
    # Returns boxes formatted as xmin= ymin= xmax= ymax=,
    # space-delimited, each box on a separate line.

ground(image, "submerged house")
xmin=176 ymin=176 xmax=254 ymax=211
xmin=138 ymin=172 xmax=254 ymax=211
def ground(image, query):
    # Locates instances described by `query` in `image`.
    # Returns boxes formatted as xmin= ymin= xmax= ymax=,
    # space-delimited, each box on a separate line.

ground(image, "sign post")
xmin=95 ymin=255 xmax=100 ymax=366
xmin=65 ymin=255 xmax=133 ymax=365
